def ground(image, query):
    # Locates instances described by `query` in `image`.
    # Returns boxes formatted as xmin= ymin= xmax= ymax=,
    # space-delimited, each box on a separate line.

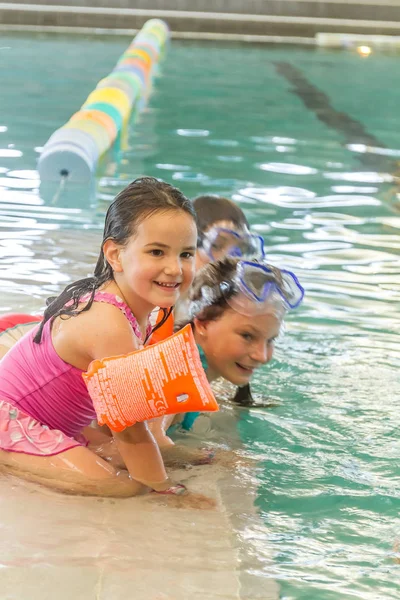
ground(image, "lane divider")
xmin=38 ymin=18 xmax=169 ymax=183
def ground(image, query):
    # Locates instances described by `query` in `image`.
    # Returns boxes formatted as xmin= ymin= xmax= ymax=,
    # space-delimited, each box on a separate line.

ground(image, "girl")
xmin=192 ymin=195 xmax=266 ymax=407
xmin=0 ymin=177 xmax=199 ymax=499
xmin=193 ymin=194 xmax=264 ymax=271
xmin=163 ymin=256 xmax=304 ymax=438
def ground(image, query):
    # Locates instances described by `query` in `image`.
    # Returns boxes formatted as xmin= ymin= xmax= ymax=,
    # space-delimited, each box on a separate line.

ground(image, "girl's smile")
xmin=195 ymin=308 xmax=281 ymax=386
xmin=105 ymin=210 xmax=197 ymax=321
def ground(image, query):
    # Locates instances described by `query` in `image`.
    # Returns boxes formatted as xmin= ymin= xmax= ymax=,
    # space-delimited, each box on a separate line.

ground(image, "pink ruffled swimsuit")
xmin=0 ymin=292 xmax=151 ymax=456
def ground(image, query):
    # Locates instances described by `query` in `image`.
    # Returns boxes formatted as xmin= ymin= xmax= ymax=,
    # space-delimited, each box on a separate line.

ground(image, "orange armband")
xmin=82 ymin=324 xmax=219 ymax=432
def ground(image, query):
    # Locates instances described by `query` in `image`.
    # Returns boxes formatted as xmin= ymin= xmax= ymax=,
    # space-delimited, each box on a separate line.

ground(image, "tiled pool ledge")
xmin=1 ymin=2 xmax=400 ymax=40
xmin=0 ymin=448 xmax=280 ymax=599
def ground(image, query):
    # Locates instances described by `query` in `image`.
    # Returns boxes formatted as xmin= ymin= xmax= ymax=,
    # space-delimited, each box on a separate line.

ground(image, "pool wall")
xmin=2 ymin=0 xmax=400 ymax=41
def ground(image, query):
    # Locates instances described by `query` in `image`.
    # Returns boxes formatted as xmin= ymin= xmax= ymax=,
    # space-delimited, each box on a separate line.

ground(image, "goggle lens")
xmin=203 ymin=228 xmax=265 ymax=261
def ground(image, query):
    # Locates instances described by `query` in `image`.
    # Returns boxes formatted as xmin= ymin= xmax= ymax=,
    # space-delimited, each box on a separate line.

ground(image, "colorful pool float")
xmin=38 ymin=19 xmax=169 ymax=183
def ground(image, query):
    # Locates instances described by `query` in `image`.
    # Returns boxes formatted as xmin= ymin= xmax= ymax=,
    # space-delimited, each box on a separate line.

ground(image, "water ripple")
xmin=258 ymin=162 xmax=318 ymax=175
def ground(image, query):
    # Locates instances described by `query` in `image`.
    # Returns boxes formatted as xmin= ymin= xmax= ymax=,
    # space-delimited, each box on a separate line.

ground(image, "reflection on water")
xmin=1 ymin=34 xmax=400 ymax=599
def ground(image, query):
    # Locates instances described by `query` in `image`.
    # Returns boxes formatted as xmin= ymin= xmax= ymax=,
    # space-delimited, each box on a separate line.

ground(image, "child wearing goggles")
xmin=162 ymin=257 xmax=304 ymax=437
xmin=190 ymin=196 xmax=265 ymax=408
xmin=149 ymin=195 xmax=266 ymax=415
xmin=193 ymin=195 xmax=265 ymax=269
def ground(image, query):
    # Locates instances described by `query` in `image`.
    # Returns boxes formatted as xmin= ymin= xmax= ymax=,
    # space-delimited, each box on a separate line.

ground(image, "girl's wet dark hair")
xmin=192 ymin=195 xmax=249 ymax=247
xmin=174 ymin=257 xmax=241 ymax=332
xmin=179 ymin=257 xmax=285 ymax=327
xmin=34 ymin=177 xmax=196 ymax=344
xmin=188 ymin=257 xmax=239 ymax=323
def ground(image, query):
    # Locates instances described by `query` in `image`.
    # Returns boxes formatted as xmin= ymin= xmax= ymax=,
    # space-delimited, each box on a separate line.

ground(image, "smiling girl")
xmin=0 ymin=177 xmax=201 ymax=499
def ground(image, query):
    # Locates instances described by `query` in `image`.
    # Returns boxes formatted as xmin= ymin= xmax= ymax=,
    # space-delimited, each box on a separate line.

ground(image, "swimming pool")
xmin=1 ymin=33 xmax=400 ymax=599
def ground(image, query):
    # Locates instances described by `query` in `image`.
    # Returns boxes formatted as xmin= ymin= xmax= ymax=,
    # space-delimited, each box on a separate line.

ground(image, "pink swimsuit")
xmin=0 ymin=292 xmax=151 ymax=456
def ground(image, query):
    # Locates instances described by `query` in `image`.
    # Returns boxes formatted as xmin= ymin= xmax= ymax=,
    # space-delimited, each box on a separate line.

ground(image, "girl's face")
xmin=108 ymin=210 xmax=197 ymax=314
xmin=196 ymin=308 xmax=281 ymax=386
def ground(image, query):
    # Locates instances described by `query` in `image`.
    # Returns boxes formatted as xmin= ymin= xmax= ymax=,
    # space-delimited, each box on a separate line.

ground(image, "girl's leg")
xmin=83 ymin=425 xmax=126 ymax=469
xmin=0 ymin=446 xmax=145 ymax=498
xmin=0 ymin=446 xmax=217 ymax=509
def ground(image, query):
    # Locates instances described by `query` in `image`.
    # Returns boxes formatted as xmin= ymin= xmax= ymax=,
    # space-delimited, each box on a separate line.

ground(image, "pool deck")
xmin=1 ymin=0 xmax=400 ymax=43
xmin=0 ymin=387 xmax=280 ymax=600
xmin=0 ymin=460 xmax=279 ymax=600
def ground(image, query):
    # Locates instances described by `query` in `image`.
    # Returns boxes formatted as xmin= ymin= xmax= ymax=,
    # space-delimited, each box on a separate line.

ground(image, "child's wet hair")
xmin=188 ymin=257 xmax=239 ymax=323
xmin=95 ymin=177 xmax=195 ymax=282
xmin=192 ymin=195 xmax=249 ymax=247
xmin=183 ymin=257 xmax=285 ymax=326
xmin=34 ymin=177 xmax=196 ymax=344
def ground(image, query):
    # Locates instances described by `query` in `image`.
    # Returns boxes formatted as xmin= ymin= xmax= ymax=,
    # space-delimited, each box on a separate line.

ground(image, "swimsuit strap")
xmin=81 ymin=291 xmax=152 ymax=344
xmin=197 ymin=344 xmax=208 ymax=371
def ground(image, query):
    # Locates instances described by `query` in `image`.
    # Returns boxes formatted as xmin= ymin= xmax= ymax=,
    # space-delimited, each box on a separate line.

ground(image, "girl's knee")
xmin=0 ymin=447 xmax=145 ymax=497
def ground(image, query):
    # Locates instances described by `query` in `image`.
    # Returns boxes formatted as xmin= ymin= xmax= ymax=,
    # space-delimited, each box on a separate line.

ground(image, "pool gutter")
xmin=0 ymin=23 xmax=316 ymax=45
xmin=2 ymin=3 xmax=400 ymax=45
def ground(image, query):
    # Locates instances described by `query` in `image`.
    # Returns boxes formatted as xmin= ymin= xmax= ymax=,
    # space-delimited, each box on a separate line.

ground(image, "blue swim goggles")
xmin=200 ymin=227 xmax=265 ymax=262
xmin=222 ymin=260 xmax=304 ymax=317
xmin=189 ymin=259 xmax=304 ymax=319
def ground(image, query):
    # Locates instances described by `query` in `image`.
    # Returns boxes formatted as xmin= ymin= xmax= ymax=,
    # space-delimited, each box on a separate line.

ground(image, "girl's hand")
xmin=161 ymin=445 xmax=215 ymax=468
xmin=151 ymin=478 xmax=187 ymax=495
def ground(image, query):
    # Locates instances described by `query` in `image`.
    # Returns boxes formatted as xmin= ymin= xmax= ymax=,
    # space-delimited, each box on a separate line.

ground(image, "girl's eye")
xmin=181 ymin=251 xmax=195 ymax=259
xmin=150 ymin=249 xmax=164 ymax=257
xmin=240 ymin=332 xmax=254 ymax=342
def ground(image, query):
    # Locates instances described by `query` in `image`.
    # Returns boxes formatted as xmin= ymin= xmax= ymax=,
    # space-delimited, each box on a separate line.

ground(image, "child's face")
xmin=197 ymin=308 xmax=281 ymax=386
xmin=115 ymin=210 xmax=197 ymax=311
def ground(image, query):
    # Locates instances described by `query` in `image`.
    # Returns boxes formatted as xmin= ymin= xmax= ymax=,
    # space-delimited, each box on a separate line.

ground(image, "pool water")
xmin=1 ymin=33 xmax=400 ymax=599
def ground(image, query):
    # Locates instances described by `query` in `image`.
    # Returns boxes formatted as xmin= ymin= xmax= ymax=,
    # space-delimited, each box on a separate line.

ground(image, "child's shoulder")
xmin=81 ymin=296 xmax=139 ymax=336
xmin=54 ymin=296 xmax=141 ymax=366
xmin=84 ymin=295 xmax=133 ymax=323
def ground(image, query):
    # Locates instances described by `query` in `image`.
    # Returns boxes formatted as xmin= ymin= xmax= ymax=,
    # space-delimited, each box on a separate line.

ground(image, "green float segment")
xmin=38 ymin=19 xmax=169 ymax=183
xmin=83 ymin=103 xmax=125 ymax=131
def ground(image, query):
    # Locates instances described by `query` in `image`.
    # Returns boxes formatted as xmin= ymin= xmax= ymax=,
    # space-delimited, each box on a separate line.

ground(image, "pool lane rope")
xmin=38 ymin=19 xmax=169 ymax=184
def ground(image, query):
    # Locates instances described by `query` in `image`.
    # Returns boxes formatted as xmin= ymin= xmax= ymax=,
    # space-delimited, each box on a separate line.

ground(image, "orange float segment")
xmin=67 ymin=111 xmax=118 ymax=143
xmin=120 ymin=48 xmax=152 ymax=68
xmin=118 ymin=57 xmax=151 ymax=75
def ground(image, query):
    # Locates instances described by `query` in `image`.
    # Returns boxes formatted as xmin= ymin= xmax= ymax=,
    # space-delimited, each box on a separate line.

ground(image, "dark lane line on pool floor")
xmin=273 ymin=61 xmax=399 ymax=175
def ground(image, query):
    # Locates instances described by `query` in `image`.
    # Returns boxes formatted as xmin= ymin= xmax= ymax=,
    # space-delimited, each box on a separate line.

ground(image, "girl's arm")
xmin=113 ymin=422 xmax=178 ymax=491
xmin=58 ymin=303 xmax=181 ymax=491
